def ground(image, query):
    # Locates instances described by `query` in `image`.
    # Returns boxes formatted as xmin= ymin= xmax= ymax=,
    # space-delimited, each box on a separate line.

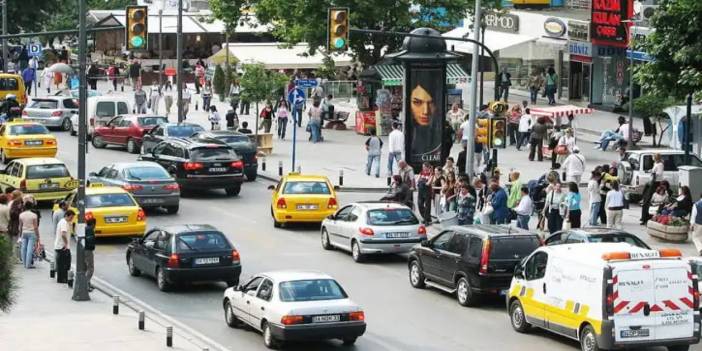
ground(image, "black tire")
xmin=342 ymin=337 xmax=357 ymax=346
xmin=127 ymin=254 xmax=141 ymax=277
xmin=321 ymin=228 xmax=333 ymax=250
xmin=509 ymin=300 xmax=531 ymax=333
xmin=61 ymin=118 xmax=72 ymax=131
xmin=456 ymin=277 xmax=478 ymax=306
xmin=271 ymin=207 xmax=282 ymax=228
xmin=126 ymin=138 xmax=139 ymax=154
xmin=224 ymin=299 xmax=243 ymax=328
xmin=156 ymin=266 xmax=171 ymax=292
xmin=245 ymin=170 xmax=257 ymax=182
xmin=351 ymin=240 xmax=365 ymax=263
xmin=580 ymin=324 xmax=601 ymax=351
xmin=262 ymin=322 xmax=280 ymax=349
xmin=409 ymin=260 xmax=426 ymax=289
xmin=92 ymin=135 xmax=106 ymax=148
xmin=166 ymin=205 xmax=179 ymax=214
xmin=668 ymin=346 xmax=690 ymax=351
xmin=225 ymin=183 xmax=241 ymax=196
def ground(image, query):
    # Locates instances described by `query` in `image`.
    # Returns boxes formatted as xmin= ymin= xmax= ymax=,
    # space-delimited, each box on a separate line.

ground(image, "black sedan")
xmin=191 ymin=131 xmax=258 ymax=181
xmin=126 ymin=224 xmax=242 ymax=291
xmin=544 ymin=227 xmax=651 ymax=249
xmin=141 ymin=122 xmax=205 ymax=153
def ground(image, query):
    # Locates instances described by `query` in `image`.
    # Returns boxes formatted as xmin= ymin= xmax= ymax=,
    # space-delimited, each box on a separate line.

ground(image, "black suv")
xmin=141 ymin=122 xmax=205 ymax=153
xmin=190 ymin=131 xmax=258 ymax=181
xmin=408 ymin=225 xmax=541 ymax=306
xmin=139 ymin=138 xmax=244 ymax=196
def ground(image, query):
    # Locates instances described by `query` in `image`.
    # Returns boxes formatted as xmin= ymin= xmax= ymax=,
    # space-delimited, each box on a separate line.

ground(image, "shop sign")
xmin=591 ymin=0 xmax=633 ymax=48
xmin=568 ymin=20 xmax=590 ymax=42
xmin=544 ymin=18 xmax=567 ymax=38
xmin=568 ymin=41 xmax=592 ymax=57
xmin=483 ymin=12 xmax=519 ymax=33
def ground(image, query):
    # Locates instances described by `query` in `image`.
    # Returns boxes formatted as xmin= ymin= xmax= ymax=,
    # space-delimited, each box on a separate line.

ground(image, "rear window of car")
xmin=367 ymin=208 xmax=419 ymax=226
xmin=86 ymin=193 xmax=136 ymax=208
xmin=0 ymin=78 xmax=19 ymax=91
xmin=217 ymin=135 xmax=251 ymax=143
xmin=167 ymin=125 xmax=205 ymax=137
xmin=176 ymin=232 xmax=231 ymax=253
xmin=95 ymin=101 xmax=116 ymax=117
xmin=125 ymin=166 xmax=171 ymax=180
xmin=490 ymin=236 xmax=541 ymax=260
xmin=138 ymin=116 xmax=168 ymax=127
xmin=27 ymin=99 xmax=58 ymax=109
xmin=282 ymin=181 xmax=331 ymax=195
xmin=26 ymin=164 xmax=70 ymax=179
xmin=278 ymin=279 xmax=348 ymax=302
xmin=189 ymin=147 xmax=237 ymax=161
xmin=9 ymin=124 xmax=50 ymax=135
xmin=589 ymin=234 xmax=650 ymax=249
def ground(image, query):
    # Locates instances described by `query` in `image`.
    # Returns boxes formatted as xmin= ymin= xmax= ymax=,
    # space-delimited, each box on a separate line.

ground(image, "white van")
xmin=508 ymin=243 xmax=700 ymax=351
xmin=70 ymin=95 xmax=131 ymax=137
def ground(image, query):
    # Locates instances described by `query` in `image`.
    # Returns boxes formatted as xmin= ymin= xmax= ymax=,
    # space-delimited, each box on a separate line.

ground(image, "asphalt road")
xmin=32 ymin=130 xmax=696 ymax=351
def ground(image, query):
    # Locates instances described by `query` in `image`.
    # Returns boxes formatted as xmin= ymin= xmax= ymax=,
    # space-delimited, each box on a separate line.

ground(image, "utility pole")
xmin=158 ymin=0 xmax=164 ymax=92
xmin=2 ymin=0 xmax=7 ymax=72
xmin=479 ymin=19 xmax=486 ymax=106
xmin=72 ymin=0 xmax=89 ymax=302
xmin=176 ymin=0 xmax=183 ymax=123
xmin=465 ymin=0 xmax=481 ymax=176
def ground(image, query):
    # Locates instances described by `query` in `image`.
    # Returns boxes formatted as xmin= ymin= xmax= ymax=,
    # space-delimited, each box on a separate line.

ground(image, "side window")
xmin=546 ymin=232 xmax=563 ymax=245
xmin=154 ymin=232 xmax=170 ymax=251
xmin=335 ymin=205 xmax=353 ymax=221
xmin=466 ymin=236 xmax=483 ymax=260
xmin=642 ymin=155 xmax=653 ymax=171
xmin=6 ymin=162 xmax=18 ymax=177
xmin=108 ymin=117 xmax=123 ymax=127
xmin=63 ymin=99 xmax=78 ymax=109
xmin=524 ymin=252 xmax=548 ymax=280
xmin=106 ymin=168 xmax=119 ymax=179
xmin=119 ymin=119 xmax=133 ymax=128
xmin=432 ymin=231 xmax=455 ymax=251
xmin=174 ymin=146 xmax=185 ymax=159
xmin=564 ymin=232 xmax=585 ymax=244
xmin=348 ymin=207 xmax=362 ymax=222
xmin=153 ymin=126 xmax=164 ymax=136
xmin=447 ymin=233 xmax=467 ymax=255
xmin=14 ymin=164 xmax=23 ymax=178
xmin=144 ymin=230 xmax=161 ymax=243
xmin=152 ymin=143 xmax=167 ymax=155
xmin=243 ymin=277 xmax=263 ymax=294
xmin=95 ymin=101 xmax=115 ymax=117
xmin=628 ymin=156 xmax=640 ymax=171
xmin=256 ymin=279 xmax=274 ymax=301
xmin=662 ymin=155 xmax=677 ymax=171
xmin=97 ymin=166 xmax=110 ymax=177
xmin=117 ymin=102 xmax=129 ymax=114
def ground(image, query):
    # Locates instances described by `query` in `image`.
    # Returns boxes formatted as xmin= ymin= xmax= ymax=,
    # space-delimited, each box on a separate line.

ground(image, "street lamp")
xmin=622 ymin=19 xmax=644 ymax=150
xmin=479 ymin=15 xmax=486 ymax=106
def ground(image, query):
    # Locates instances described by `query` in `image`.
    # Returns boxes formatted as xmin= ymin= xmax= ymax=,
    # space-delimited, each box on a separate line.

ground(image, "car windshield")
xmin=27 ymin=99 xmax=58 ymax=109
xmin=589 ymin=234 xmax=651 ymax=249
xmin=167 ymin=125 xmax=204 ymax=137
xmin=176 ymin=232 xmax=231 ymax=252
xmin=279 ymin=279 xmax=348 ymax=302
xmin=86 ymin=193 xmax=136 ymax=208
xmin=10 ymin=124 xmax=49 ymax=135
xmin=138 ymin=116 xmax=168 ymax=127
xmin=282 ymin=181 xmax=331 ymax=195
xmin=490 ymin=237 xmax=541 ymax=260
xmin=367 ymin=208 xmax=419 ymax=226
xmin=190 ymin=147 xmax=237 ymax=161
xmin=125 ymin=166 xmax=171 ymax=180
xmin=217 ymin=135 xmax=251 ymax=144
xmin=26 ymin=164 xmax=70 ymax=179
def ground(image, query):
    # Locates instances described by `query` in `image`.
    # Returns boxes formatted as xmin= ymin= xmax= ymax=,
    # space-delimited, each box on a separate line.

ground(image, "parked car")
xmin=126 ymin=224 xmax=241 ymax=291
xmin=88 ymin=161 xmax=180 ymax=213
xmin=21 ymin=96 xmax=77 ymax=131
xmin=321 ymin=201 xmax=426 ymax=262
xmin=91 ymin=114 xmax=168 ymax=153
xmin=544 ymin=227 xmax=650 ymax=249
xmin=0 ymin=73 xmax=27 ymax=106
xmin=139 ymin=138 xmax=244 ymax=196
xmin=0 ymin=157 xmax=79 ymax=201
xmin=140 ymin=122 xmax=205 ymax=154
xmin=191 ymin=131 xmax=259 ymax=181
xmin=222 ymin=271 xmax=366 ymax=349
xmin=408 ymin=225 xmax=541 ymax=306
xmin=619 ymin=149 xmax=702 ymax=201
xmin=268 ymin=173 xmax=338 ymax=227
xmin=70 ymin=95 xmax=131 ymax=137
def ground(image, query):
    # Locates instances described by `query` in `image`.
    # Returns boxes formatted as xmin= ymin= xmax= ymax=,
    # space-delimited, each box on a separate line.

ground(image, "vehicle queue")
xmin=3 ymin=85 xmax=701 ymax=351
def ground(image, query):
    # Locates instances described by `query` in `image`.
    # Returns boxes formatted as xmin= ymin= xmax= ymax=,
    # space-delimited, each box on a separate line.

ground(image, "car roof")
xmin=207 ymin=130 xmax=249 ymax=137
xmin=116 ymin=114 xmax=168 ymax=120
xmin=88 ymin=95 xmax=129 ymax=103
xmin=167 ymin=138 xmax=232 ymax=149
xmin=0 ymin=73 xmax=21 ymax=78
xmin=4 ymin=121 xmax=46 ymax=127
xmin=160 ymin=122 xmax=201 ymax=128
xmin=450 ymin=224 xmax=537 ymax=238
xmin=85 ymin=186 xmax=130 ymax=195
xmin=352 ymin=201 xmax=410 ymax=210
xmin=628 ymin=149 xmax=685 ymax=155
xmin=110 ymin=161 xmax=163 ymax=169
xmin=562 ymin=227 xmax=632 ymax=236
xmin=11 ymin=157 xmax=65 ymax=166
xmin=30 ymin=96 xmax=65 ymax=101
xmin=543 ymin=242 xmax=656 ymax=261
xmin=282 ymin=173 xmax=331 ymax=182
xmin=257 ymin=270 xmax=334 ymax=282
xmin=158 ymin=224 xmax=219 ymax=234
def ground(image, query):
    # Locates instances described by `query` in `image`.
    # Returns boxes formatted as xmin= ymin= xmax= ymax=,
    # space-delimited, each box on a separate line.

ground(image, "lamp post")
xmin=479 ymin=16 xmax=486 ymax=107
xmin=622 ymin=19 xmax=643 ymax=150
xmin=158 ymin=0 xmax=164 ymax=92
xmin=176 ymin=0 xmax=183 ymax=123
xmin=465 ymin=0 xmax=482 ymax=176
xmin=2 ymin=0 xmax=7 ymax=72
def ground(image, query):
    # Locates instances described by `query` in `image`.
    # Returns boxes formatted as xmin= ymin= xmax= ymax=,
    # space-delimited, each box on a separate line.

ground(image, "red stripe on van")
xmin=663 ymin=300 xmax=680 ymax=310
xmin=613 ymin=301 xmax=629 ymax=314
xmin=629 ymin=302 xmax=646 ymax=313
xmin=680 ymin=297 xmax=694 ymax=309
xmin=650 ymin=304 xmax=663 ymax=312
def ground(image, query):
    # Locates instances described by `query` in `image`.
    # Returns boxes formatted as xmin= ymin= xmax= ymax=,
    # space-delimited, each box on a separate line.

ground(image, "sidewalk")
xmin=0 ymin=260 xmax=204 ymax=351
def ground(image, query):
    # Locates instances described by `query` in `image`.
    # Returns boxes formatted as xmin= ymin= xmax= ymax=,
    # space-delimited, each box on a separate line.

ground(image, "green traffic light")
xmin=131 ymin=36 xmax=145 ymax=48
xmin=333 ymin=38 xmax=346 ymax=49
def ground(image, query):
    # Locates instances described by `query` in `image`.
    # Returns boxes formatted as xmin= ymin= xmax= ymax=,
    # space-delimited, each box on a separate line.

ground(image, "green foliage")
xmin=239 ymin=63 xmax=288 ymax=105
xmin=4 ymin=0 xmax=64 ymax=34
xmin=633 ymin=94 xmax=678 ymax=118
xmin=0 ymin=235 xmax=15 ymax=313
xmin=637 ymin=0 xmax=702 ymax=100
xmin=213 ymin=64 xmax=226 ymax=97
xmin=46 ymin=0 xmax=134 ymax=32
xmin=316 ymin=55 xmax=337 ymax=80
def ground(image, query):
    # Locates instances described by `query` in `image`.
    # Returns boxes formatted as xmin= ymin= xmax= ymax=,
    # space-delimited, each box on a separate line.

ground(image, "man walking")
xmin=134 ymin=84 xmax=147 ymax=114
xmin=129 ymin=59 xmax=141 ymax=90
xmin=416 ymin=163 xmax=433 ymax=224
xmin=529 ymin=117 xmax=548 ymax=161
xmin=498 ymin=67 xmax=512 ymax=102
xmin=365 ymin=128 xmax=383 ymax=178
xmin=84 ymin=217 xmax=96 ymax=291
xmin=21 ymin=66 xmax=35 ymax=96
xmin=54 ymin=210 xmax=75 ymax=284
xmin=517 ymin=108 xmax=532 ymax=151
xmin=562 ymin=146 xmax=586 ymax=183
xmin=398 ymin=160 xmax=416 ymax=209
xmin=387 ymin=123 xmax=404 ymax=175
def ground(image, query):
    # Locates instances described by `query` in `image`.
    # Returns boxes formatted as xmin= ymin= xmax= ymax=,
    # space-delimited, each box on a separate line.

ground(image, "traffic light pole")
xmin=466 ymin=0 xmax=482 ymax=177
xmin=176 ymin=0 xmax=183 ymax=123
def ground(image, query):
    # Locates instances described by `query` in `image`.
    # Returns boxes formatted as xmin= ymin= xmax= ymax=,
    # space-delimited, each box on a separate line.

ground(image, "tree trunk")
xmin=254 ymin=101 xmax=259 ymax=146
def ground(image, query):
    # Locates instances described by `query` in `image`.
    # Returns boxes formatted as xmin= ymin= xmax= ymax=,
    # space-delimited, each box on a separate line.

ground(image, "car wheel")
xmin=456 ymin=277 xmax=478 ymax=307
xmin=321 ymin=228 xmax=333 ymax=250
xmin=351 ymin=240 xmax=365 ymax=263
xmin=165 ymin=205 xmax=179 ymax=214
xmin=61 ymin=118 xmax=72 ymax=131
xmin=224 ymin=299 xmax=243 ymax=328
xmin=127 ymin=254 xmax=141 ymax=277
xmin=126 ymin=138 xmax=139 ymax=154
xmin=225 ymin=184 xmax=241 ymax=196
xmin=91 ymin=135 xmax=106 ymax=148
xmin=342 ymin=337 xmax=357 ymax=346
xmin=69 ymin=123 xmax=77 ymax=136
xmin=510 ymin=300 xmax=531 ymax=333
xmin=245 ymin=170 xmax=257 ymax=182
xmin=409 ymin=260 xmax=426 ymax=289
xmin=580 ymin=324 xmax=601 ymax=351
xmin=262 ymin=322 xmax=280 ymax=349
xmin=156 ymin=267 xmax=170 ymax=292
xmin=271 ymin=207 xmax=282 ymax=228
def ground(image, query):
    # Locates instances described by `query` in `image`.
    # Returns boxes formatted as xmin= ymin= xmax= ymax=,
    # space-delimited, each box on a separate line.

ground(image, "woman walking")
xmin=208 ymin=106 xmax=221 ymax=130
xmin=307 ymin=100 xmax=323 ymax=143
xmin=18 ymin=200 xmax=39 ymax=269
xmin=565 ymin=182 xmax=582 ymax=228
xmin=605 ymin=180 xmax=625 ymax=229
xmin=202 ymin=82 xmax=213 ymax=112
xmin=276 ymin=99 xmax=290 ymax=139
xmin=447 ymin=103 xmax=465 ymax=143
xmin=545 ymin=66 xmax=559 ymax=105
xmin=259 ymin=102 xmax=274 ymax=133
xmin=456 ymin=184 xmax=476 ymax=225
xmin=441 ymin=172 xmax=457 ymax=212
xmin=544 ymin=182 xmax=565 ymax=234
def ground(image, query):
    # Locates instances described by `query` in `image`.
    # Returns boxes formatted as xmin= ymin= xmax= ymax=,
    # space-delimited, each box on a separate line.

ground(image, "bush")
xmin=0 ymin=235 xmax=15 ymax=312
xmin=213 ymin=64 xmax=226 ymax=100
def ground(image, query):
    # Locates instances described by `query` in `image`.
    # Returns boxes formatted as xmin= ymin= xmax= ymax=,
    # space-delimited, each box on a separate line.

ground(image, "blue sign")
xmin=568 ymin=41 xmax=592 ymax=57
xmin=26 ymin=43 xmax=42 ymax=58
xmin=288 ymin=88 xmax=305 ymax=107
xmin=626 ymin=49 xmax=653 ymax=62
xmin=294 ymin=79 xmax=317 ymax=88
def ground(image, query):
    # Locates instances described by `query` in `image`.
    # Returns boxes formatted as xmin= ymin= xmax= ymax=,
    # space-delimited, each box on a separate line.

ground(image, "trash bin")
xmin=438 ymin=211 xmax=459 ymax=229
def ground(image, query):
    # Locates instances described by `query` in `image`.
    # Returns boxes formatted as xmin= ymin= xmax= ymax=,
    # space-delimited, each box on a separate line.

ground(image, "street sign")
xmin=27 ymin=43 xmax=42 ymax=58
xmin=164 ymin=67 xmax=176 ymax=77
xmin=295 ymin=79 xmax=317 ymax=88
xmin=288 ymin=87 xmax=305 ymax=106
xmin=205 ymin=66 xmax=216 ymax=81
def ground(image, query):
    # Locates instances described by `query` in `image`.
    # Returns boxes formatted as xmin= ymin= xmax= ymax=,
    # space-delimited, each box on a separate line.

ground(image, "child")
xmin=208 ymin=106 xmax=221 ymax=130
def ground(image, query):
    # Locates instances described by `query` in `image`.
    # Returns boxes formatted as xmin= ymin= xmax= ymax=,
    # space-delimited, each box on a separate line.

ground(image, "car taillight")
xmin=349 ymin=311 xmax=365 ymax=321
xmin=327 ymin=197 xmax=337 ymax=209
xmin=605 ymin=280 xmax=614 ymax=316
xmin=21 ymin=110 xmax=28 ymax=116
xmin=479 ymin=239 xmax=491 ymax=275
xmin=183 ymin=162 xmax=203 ymax=171
xmin=281 ymin=315 xmax=304 ymax=325
xmin=230 ymin=160 xmax=243 ymax=169
xmin=122 ymin=184 xmax=144 ymax=192
xmin=51 ymin=111 xmax=62 ymax=117
xmin=359 ymin=227 xmax=374 ymax=236
xmin=8 ymin=140 xmax=22 ymax=147
xmin=136 ymin=208 xmax=146 ymax=221
xmin=45 ymin=139 xmax=56 ymax=146
xmin=167 ymin=254 xmax=180 ymax=268
xmin=162 ymin=183 xmax=180 ymax=191
xmin=276 ymin=198 xmax=287 ymax=209
xmin=19 ymin=179 xmax=26 ymax=191
xmin=85 ymin=211 xmax=95 ymax=222
xmin=418 ymin=225 xmax=427 ymax=236
xmin=231 ymin=249 xmax=240 ymax=263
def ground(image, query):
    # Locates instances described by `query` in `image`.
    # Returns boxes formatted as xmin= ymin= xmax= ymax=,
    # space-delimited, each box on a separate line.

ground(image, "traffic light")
xmin=327 ymin=7 xmax=349 ymax=52
xmin=126 ymin=6 xmax=148 ymax=50
xmin=475 ymin=118 xmax=489 ymax=145
xmin=488 ymin=101 xmax=509 ymax=116
xmin=490 ymin=117 xmax=507 ymax=148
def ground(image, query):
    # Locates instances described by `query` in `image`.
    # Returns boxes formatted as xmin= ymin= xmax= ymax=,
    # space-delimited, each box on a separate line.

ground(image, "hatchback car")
xmin=408 ymin=225 xmax=542 ymax=306
xmin=223 ymin=271 xmax=366 ymax=349
xmin=0 ymin=121 xmax=57 ymax=163
xmin=127 ymin=224 xmax=241 ymax=291
xmin=21 ymin=96 xmax=78 ymax=131
xmin=88 ymin=161 xmax=180 ymax=213
xmin=544 ymin=227 xmax=651 ymax=249
xmin=91 ymin=115 xmax=169 ymax=153
xmin=0 ymin=157 xmax=79 ymax=201
xmin=269 ymin=173 xmax=338 ymax=227
xmin=141 ymin=122 xmax=205 ymax=153
xmin=321 ymin=201 xmax=426 ymax=262
xmin=191 ymin=131 xmax=259 ymax=181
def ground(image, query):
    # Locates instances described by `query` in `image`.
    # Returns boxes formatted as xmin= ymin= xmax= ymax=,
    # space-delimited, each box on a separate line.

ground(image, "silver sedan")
xmin=22 ymin=96 xmax=77 ymax=131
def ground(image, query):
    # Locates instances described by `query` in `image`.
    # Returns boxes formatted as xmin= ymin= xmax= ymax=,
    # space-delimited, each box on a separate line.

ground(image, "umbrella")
xmin=46 ymin=62 xmax=73 ymax=74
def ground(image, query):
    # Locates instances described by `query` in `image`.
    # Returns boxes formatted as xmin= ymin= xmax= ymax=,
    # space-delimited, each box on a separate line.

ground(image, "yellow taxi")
xmin=268 ymin=173 xmax=339 ymax=227
xmin=0 ymin=121 xmax=57 ymax=163
xmin=0 ymin=158 xmax=79 ymax=201
xmin=54 ymin=185 xmax=147 ymax=238
xmin=0 ymin=73 xmax=27 ymax=105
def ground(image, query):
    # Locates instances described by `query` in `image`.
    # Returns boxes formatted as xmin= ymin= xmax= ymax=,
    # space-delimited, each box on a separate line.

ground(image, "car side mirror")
xmin=327 ymin=214 xmax=335 ymax=220
xmin=514 ymin=265 xmax=524 ymax=279
xmin=420 ymin=239 xmax=430 ymax=248
xmin=267 ymin=185 xmax=275 ymax=190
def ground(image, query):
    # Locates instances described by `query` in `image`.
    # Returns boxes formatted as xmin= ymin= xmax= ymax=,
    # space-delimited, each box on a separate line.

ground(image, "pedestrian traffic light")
xmin=490 ymin=117 xmax=507 ymax=148
xmin=476 ymin=118 xmax=489 ymax=145
xmin=488 ymin=101 xmax=509 ymax=116
xmin=126 ymin=6 xmax=148 ymax=50
xmin=327 ymin=7 xmax=349 ymax=52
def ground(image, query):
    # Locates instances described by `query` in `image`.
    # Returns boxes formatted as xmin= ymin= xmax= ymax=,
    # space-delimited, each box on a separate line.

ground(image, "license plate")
xmin=296 ymin=204 xmax=318 ymax=210
xmin=39 ymin=183 xmax=59 ymax=190
xmin=141 ymin=198 xmax=163 ymax=204
xmin=386 ymin=232 xmax=409 ymax=239
xmin=105 ymin=216 xmax=127 ymax=223
xmin=209 ymin=167 xmax=227 ymax=172
xmin=312 ymin=314 xmax=341 ymax=323
xmin=66 ymin=180 xmax=80 ymax=189
xmin=25 ymin=140 xmax=42 ymax=146
xmin=620 ymin=329 xmax=650 ymax=338
xmin=194 ymin=257 xmax=220 ymax=265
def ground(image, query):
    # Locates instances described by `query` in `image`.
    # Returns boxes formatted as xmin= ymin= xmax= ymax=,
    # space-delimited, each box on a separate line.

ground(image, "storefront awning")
xmin=530 ymin=105 xmax=592 ymax=118
xmin=375 ymin=64 xmax=469 ymax=86
xmin=443 ymin=27 xmax=537 ymax=56
xmin=209 ymin=43 xmax=353 ymax=70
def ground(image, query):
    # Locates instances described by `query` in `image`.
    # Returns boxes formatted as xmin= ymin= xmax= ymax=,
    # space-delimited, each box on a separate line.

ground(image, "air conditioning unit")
xmin=641 ymin=5 xmax=658 ymax=20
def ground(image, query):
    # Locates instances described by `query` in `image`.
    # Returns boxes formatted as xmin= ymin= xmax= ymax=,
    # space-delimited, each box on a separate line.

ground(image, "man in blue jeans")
xmin=365 ymin=128 xmax=383 ymax=178
xmin=387 ymin=123 xmax=404 ymax=175
xmin=514 ymin=186 xmax=533 ymax=229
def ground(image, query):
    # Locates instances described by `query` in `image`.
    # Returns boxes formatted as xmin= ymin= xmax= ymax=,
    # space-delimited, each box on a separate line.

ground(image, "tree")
xmin=316 ymin=54 xmax=337 ymax=80
xmin=0 ymin=235 xmax=15 ymax=313
xmin=4 ymin=0 xmax=65 ymax=34
xmin=633 ymin=94 xmax=679 ymax=147
xmin=213 ymin=64 xmax=226 ymax=100
xmin=45 ymin=0 xmax=134 ymax=32
xmin=239 ymin=63 xmax=288 ymax=141
xmin=637 ymin=0 xmax=702 ymax=101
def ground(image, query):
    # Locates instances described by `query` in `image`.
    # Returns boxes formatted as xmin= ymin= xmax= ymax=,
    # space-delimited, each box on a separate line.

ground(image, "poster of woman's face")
xmin=406 ymin=66 xmax=445 ymax=168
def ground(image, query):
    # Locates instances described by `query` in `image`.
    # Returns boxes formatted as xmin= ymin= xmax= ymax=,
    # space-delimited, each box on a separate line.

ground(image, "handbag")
xmin=555 ymin=145 xmax=568 ymax=155
xmin=482 ymin=203 xmax=494 ymax=216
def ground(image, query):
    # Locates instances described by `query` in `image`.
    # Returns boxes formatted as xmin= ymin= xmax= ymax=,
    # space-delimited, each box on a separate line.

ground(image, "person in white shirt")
xmin=605 ymin=180 xmax=625 ymax=229
xmin=651 ymin=153 xmax=664 ymax=181
xmin=149 ymin=86 xmax=161 ymax=114
xmin=619 ymin=122 xmax=630 ymax=142
xmin=562 ymin=147 xmax=586 ymax=183
xmin=587 ymin=171 xmax=602 ymax=226
xmin=514 ymin=186 xmax=533 ymax=230
xmin=54 ymin=209 xmax=75 ymax=283
xmin=556 ymin=128 xmax=577 ymax=166
xmin=208 ymin=105 xmax=221 ymax=130
xmin=387 ymin=123 xmax=404 ymax=175
xmin=517 ymin=109 xmax=532 ymax=151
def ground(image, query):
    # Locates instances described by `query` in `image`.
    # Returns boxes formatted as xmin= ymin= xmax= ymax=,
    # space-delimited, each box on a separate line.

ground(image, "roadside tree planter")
xmin=646 ymin=216 xmax=690 ymax=242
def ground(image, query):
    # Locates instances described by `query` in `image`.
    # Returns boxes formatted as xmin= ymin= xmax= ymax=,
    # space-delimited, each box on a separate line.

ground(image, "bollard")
xmin=113 ymin=296 xmax=120 ymax=315
xmin=278 ymin=161 xmax=283 ymax=176
xmin=339 ymin=169 xmax=344 ymax=187
xmin=138 ymin=311 xmax=145 ymax=330
xmin=67 ymin=270 xmax=74 ymax=288
xmin=50 ymin=261 xmax=55 ymax=278
xmin=387 ymin=176 xmax=391 ymax=187
xmin=261 ymin=158 xmax=266 ymax=172
xmin=166 ymin=326 xmax=173 ymax=347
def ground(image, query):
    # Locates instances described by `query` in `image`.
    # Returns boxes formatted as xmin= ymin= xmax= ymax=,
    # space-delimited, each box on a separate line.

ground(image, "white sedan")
xmin=222 ymin=271 xmax=366 ymax=349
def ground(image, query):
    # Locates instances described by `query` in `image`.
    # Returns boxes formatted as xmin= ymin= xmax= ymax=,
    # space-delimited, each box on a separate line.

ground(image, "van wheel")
xmin=667 ymin=346 xmax=690 ymax=351
xmin=92 ymin=135 xmax=106 ymax=148
xmin=456 ymin=277 xmax=478 ymax=306
xmin=580 ymin=324 xmax=601 ymax=351
xmin=126 ymin=138 xmax=139 ymax=154
xmin=509 ymin=300 xmax=531 ymax=333
xmin=321 ymin=228 xmax=333 ymax=250
xmin=409 ymin=260 xmax=425 ymax=289
xmin=61 ymin=118 xmax=72 ymax=131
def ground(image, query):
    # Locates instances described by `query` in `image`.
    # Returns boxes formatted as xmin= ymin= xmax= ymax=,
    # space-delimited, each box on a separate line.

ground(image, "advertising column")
xmin=404 ymin=63 xmax=446 ymax=169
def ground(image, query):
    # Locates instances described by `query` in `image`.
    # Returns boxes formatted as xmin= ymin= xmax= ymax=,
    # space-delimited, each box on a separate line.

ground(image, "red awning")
xmin=529 ymin=105 xmax=592 ymax=118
